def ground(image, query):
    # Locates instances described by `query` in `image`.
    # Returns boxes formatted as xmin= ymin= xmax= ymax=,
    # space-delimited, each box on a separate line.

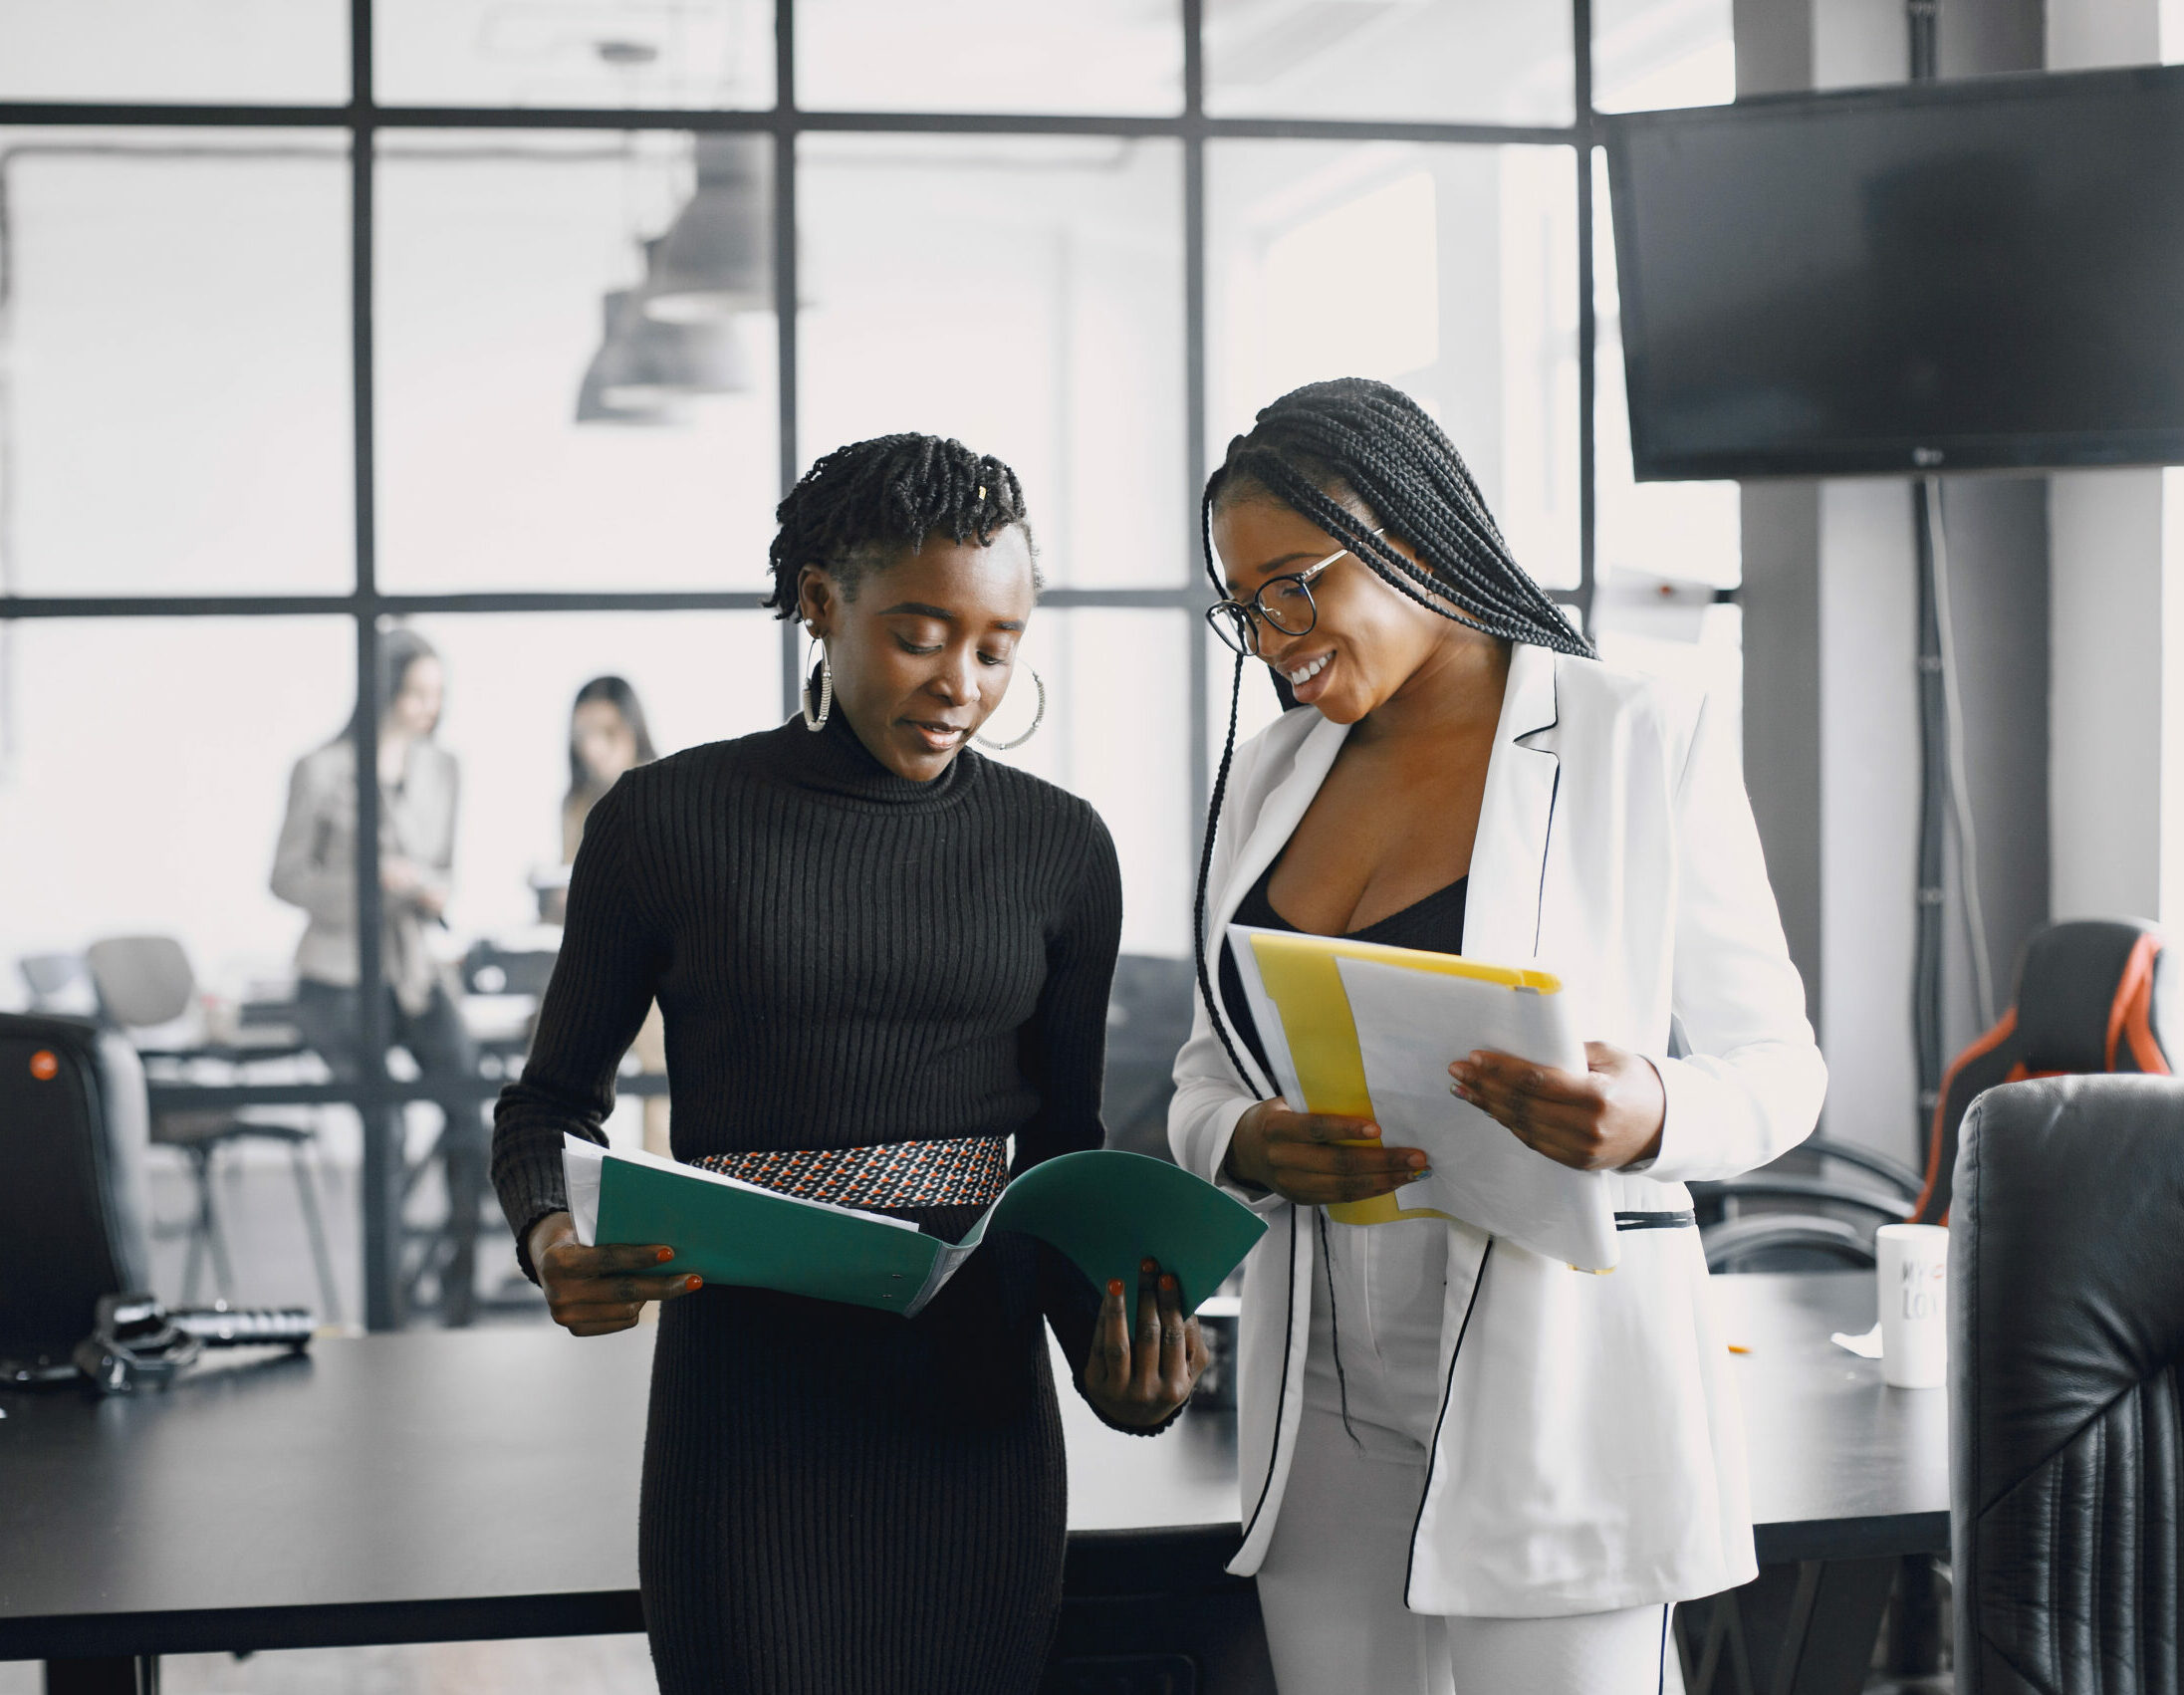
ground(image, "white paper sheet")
xmin=563 ymin=1134 xmax=606 ymax=1246
xmin=1334 ymin=957 xmax=1618 ymax=1270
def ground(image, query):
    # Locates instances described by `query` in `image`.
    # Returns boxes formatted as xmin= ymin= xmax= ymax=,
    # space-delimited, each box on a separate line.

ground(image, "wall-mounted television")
xmin=1605 ymin=64 xmax=2184 ymax=480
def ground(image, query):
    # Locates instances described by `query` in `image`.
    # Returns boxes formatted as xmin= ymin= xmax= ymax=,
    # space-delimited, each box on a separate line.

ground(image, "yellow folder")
xmin=1241 ymin=929 xmax=1565 ymax=1226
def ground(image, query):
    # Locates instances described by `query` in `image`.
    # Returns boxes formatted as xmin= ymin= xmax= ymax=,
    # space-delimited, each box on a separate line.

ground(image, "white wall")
xmin=2047 ymin=0 xmax=2174 ymax=927
xmin=1818 ymin=482 xmax=1921 ymax=1152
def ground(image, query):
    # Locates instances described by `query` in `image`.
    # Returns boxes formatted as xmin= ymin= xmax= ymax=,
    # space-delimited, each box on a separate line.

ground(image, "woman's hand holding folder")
xmin=1221 ymin=1101 xmax=1430 ymax=1206
xmin=1080 ymin=1257 xmax=1212 ymax=1428
xmin=1447 ymin=1043 xmax=1666 ymax=1172
xmin=528 ymin=1211 xmax=705 ymax=1336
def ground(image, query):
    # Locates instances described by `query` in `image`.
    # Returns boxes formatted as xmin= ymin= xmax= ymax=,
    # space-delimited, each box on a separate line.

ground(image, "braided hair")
xmin=1192 ymin=377 xmax=1594 ymax=1087
xmin=763 ymin=432 xmax=1037 ymax=619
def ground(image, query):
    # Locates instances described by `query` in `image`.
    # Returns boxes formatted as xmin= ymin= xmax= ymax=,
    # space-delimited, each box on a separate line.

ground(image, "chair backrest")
xmin=18 ymin=952 xmax=93 ymax=1013
xmin=0 ymin=1013 xmax=155 ymax=1373
xmin=1951 ymin=1073 xmax=2184 ymax=1694
xmin=1914 ymin=917 xmax=2173 ymax=1223
xmin=85 ymin=934 xmax=197 ymax=1030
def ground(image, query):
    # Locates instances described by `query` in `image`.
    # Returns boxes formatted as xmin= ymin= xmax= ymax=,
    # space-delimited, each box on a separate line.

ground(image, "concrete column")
xmin=2047 ymin=0 xmax=2173 ymax=927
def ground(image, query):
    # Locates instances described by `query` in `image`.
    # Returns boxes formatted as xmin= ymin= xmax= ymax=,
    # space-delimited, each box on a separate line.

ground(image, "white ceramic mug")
xmin=1876 ymin=1223 xmax=1949 ymax=1388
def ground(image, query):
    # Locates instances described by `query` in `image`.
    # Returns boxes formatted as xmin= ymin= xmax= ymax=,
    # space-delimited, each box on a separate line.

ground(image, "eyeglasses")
xmin=1204 ymin=529 xmax=1385 ymax=656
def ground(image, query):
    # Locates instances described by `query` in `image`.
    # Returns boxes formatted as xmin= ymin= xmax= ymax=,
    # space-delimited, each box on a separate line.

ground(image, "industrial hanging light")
xmin=575 ymin=291 xmax=678 ymax=425
xmin=575 ymin=286 xmax=753 ymax=423
xmin=642 ymin=131 xmax=771 ymax=323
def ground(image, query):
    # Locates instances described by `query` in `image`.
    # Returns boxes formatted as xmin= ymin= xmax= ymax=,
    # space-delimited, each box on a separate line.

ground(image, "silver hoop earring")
xmin=801 ymin=637 xmax=833 ymax=732
xmin=975 ymin=666 xmax=1046 ymax=751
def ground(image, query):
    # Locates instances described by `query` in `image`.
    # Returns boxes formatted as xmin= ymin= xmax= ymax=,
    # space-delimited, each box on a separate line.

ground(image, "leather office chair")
xmin=1102 ymin=955 xmax=1197 ymax=1163
xmin=1701 ymin=918 xmax=2174 ymax=1271
xmin=0 ymin=1013 xmax=157 ymax=1380
xmin=83 ymin=935 xmax=342 ymax=1320
xmin=1950 ymin=1072 xmax=2184 ymax=1694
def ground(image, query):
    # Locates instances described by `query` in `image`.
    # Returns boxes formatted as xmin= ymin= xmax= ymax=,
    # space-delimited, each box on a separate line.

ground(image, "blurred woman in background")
xmin=273 ymin=624 xmax=486 ymax=1323
xmin=563 ymin=674 xmax=657 ymax=860
xmin=557 ymin=674 xmax=666 ymax=1155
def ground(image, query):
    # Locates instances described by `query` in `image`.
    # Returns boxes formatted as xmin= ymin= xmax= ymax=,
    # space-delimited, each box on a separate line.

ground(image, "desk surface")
xmin=0 ymin=1272 xmax=1944 ymax=1660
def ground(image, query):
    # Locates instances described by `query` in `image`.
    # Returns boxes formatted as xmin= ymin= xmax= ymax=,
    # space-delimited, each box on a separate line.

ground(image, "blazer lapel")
xmin=1205 ymin=712 xmax=1351 ymax=1094
xmin=1463 ymin=644 xmax=1563 ymax=966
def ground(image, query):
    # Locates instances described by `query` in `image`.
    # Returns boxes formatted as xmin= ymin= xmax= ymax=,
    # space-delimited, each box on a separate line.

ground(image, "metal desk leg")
xmin=1678 ymin=1557 xmax=1896 ymax=1695
xmin=44 ymin=1656 xmax=159 ymax=1695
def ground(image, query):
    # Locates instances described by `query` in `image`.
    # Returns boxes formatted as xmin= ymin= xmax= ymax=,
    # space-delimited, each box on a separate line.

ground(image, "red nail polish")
xmin=655 ymin=1248 xmax=674 ymax=1263
xmin=1140 ymin=1257 xmax=1157 ymax=1273
xmin=1107 ymin=1279 xmax=1124 ymax=1298
xmin=1160 ymin=1274 xmax=1177 ymax=1292
xmin=684 ymin=1275 xmax=702 ymax=1292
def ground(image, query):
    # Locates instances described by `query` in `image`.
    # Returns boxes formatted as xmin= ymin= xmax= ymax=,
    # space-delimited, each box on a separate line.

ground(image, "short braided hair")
xmin=1191 ymin=378 xmax=1593 ymax=1089
xmin=764 ymin=433 xmax=1037 ymax=619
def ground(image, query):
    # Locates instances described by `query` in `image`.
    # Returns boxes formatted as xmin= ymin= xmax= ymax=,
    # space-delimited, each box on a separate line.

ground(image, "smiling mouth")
xmin=903 ymin=719 xmax=970 ymax=746
xmin=1279 ymin=652 xmax=1332 ymax=687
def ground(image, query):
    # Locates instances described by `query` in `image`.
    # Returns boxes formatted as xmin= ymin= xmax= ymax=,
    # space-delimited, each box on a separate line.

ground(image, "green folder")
xmin=570 ymin=1138 xmax=1266 ymax=1319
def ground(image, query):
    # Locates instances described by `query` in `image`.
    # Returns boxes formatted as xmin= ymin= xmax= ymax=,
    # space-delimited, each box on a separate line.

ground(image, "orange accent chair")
xmin=1700 ymin=917 xmax=2174 ymax=1271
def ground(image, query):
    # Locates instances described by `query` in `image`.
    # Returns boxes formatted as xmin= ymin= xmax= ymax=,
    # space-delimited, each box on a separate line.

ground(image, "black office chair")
xmin=0 ymin=1014 xmax=157 ymax=1381
xmin=1700 ymin=918 xmax=2175 ymax=1272
xmin=1950 ymin=1072 xmax=2184 ymax=1694
xmin=82 ymin=935 xmax=342 ymax=1320
xmin=1102 ymin=955 xmax=1197 ymax=1163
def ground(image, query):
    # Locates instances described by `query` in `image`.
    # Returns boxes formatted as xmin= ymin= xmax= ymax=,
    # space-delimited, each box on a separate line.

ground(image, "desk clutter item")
xmin=72 ymin=1293 xmax=314 ymax=1396
xmin=1226 ymin=924 xmax=1616 ymax=1268
xmin=1876 ymin=1223 xmax=1948 ymax=1388
xmin=1 ymin=1012 xmax=157 ymax=1383
xmin=565 ymin=1137 xmax=1266 ymax=1317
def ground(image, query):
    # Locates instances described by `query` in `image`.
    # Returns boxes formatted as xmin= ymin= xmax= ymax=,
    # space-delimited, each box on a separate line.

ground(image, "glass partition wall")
xmin=0 ymin=0 xmax=1735 ymax=1329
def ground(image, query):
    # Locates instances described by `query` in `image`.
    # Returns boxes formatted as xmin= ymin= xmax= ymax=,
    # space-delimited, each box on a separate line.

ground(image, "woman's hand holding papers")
xmin=1082 ymin=1258 xmax=1212 ymax=1427
xmin=1222 ymin=1099 xmax=1430 ymax=1205
xmin=1447 ymin=1043 xmax=1666 ymax=1171
xmin=528 ymin=1210 xmax=704 ymax=1336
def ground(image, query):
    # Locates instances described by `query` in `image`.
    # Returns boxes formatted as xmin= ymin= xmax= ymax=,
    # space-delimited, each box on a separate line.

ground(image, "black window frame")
xmin=0 ymin=0 xmax=1604 ymax=1328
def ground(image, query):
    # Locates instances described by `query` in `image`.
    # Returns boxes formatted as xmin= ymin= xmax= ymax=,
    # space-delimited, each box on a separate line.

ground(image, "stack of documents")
xmin=564 ymin=1138 xmax=1267 ymax=1318
xmin=1228 ymin=925 xmax=1618 ymax=1270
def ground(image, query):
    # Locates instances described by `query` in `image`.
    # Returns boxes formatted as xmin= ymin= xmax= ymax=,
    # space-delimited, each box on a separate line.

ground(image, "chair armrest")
xmin=1801 ymin=1135 xmax=1925 ymax=1201
xmin=1703 ymin=1212 xmax=1877 ymax=1272
xmin=1687 ymin=1175 xmax=1914 ymax=1224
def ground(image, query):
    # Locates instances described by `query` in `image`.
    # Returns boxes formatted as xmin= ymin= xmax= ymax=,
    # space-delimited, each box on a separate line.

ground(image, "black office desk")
xmin=1 ymin=1274 xmax=1940 ymax=1695
xmin=1693 ymin=1273 xmax=1949 ymax=1694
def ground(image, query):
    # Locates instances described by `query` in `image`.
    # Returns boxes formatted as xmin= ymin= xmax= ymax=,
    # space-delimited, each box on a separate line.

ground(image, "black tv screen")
xmin=1606 ymin=65 xmax=2184 ymax=480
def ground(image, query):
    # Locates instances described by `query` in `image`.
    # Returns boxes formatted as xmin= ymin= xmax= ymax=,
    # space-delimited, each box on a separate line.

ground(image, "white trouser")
xmin=1254 ymin=1217 xmax=1684 ymax=1695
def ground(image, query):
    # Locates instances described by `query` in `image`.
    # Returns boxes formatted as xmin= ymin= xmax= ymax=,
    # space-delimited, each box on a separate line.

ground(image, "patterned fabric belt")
xmin=687 ymin=1135 xmax=1009 ymax=1211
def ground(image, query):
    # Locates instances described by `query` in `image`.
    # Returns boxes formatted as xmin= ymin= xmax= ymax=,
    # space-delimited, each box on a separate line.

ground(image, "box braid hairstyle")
xmin=1193 ymin=376 xmax=1594 ymax=1089
xmin=762 ymin=432 xmax=1037 ymax=626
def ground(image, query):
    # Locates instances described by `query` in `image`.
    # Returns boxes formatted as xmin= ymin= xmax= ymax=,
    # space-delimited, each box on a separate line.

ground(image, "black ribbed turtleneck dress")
xmin=491 ymin=704 xmax=1124 ymax=1695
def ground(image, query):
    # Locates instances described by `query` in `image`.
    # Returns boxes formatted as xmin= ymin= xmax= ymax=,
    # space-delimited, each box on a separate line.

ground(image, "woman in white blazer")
xmin=1169 ymin=380 xmax=1826 ymax=1694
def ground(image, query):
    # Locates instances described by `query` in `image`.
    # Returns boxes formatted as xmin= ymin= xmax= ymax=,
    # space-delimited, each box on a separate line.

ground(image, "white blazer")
xmin=1169 ymin=642 xmax=1826 ymax=1617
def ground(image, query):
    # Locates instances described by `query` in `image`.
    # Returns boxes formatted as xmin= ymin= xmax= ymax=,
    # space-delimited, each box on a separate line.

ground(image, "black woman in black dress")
xmin=491 ymin=434 xmax=1208 ymax=1695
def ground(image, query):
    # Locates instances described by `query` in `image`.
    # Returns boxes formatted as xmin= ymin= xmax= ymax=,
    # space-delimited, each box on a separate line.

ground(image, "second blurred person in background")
xmin=559 ymin=674 xmax=666 ymax=1156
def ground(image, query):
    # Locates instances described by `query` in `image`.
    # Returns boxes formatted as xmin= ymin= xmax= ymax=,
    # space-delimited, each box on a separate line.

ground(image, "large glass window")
xmin=375 ymin=1 xmax=775 ymax=110
xmin=0 ymin=617 xmax=355 ymax=1008
xmin=0 ymin=2 xmax=348 ymax=105
xmin=796 ymin=0 xmax=1181 ymax=115
xmin=396 ymin=611 xmax=783 ymax=937
xmin=799 ymin=134 xmax=1187 ymax=588
xmin=1204 ymin=0 xmax=1575 ymax=126
xmin=1 ymin=1 xmax=1631 ymax=1329
xmin=1208 ymin=139 xmax=1581 ymax=590
xmin=376 ymin=131 xmax=781 ymax=594
xmin=0 ymin=131 xmax=354 ymax=597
